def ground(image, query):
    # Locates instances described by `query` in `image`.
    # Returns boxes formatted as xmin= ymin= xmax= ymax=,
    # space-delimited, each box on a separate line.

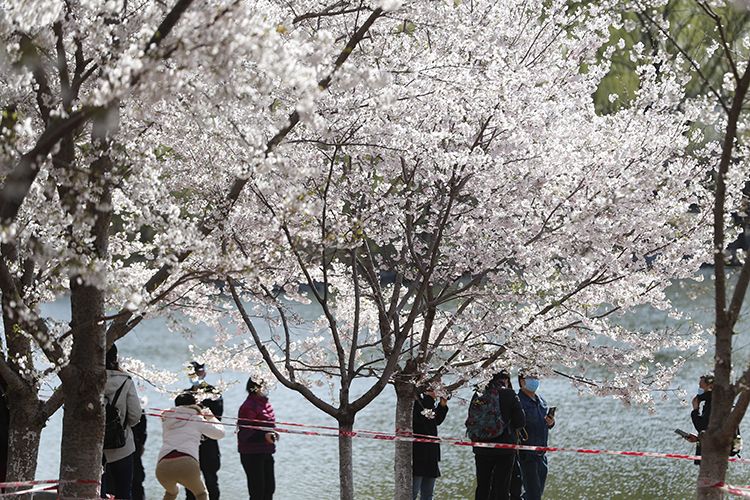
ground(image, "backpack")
xmin=465 ymin=384 xmax=505 ymax=441
xmin=103 ymin=379 xmax=129 ymax=449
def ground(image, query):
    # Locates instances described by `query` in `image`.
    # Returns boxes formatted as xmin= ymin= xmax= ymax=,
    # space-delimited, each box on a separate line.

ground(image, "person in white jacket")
xmin=156 ymin=392 xmax=225 ymax=500
xmin=102 ymin=344 xmax=142 ymax=499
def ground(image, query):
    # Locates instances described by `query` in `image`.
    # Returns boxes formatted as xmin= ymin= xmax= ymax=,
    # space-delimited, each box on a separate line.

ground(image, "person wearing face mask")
xmin=517 ymin=371 xmax=554 ymax=500
xmin=184 ymin=361 xmax=224 ymax=500
xmin=686 ymin=373 xmax=714 ymax=464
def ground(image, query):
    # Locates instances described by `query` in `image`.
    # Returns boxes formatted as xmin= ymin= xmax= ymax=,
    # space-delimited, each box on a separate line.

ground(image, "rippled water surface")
xmin=34 ymin=273 xmax=750 ymax=499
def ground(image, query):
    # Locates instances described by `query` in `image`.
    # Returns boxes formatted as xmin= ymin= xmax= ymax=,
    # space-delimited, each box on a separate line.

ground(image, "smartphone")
xmin=674 ymin=428 xmax=691 ymax=439
xmin=547 ymin=406 xmax=557 ymax=418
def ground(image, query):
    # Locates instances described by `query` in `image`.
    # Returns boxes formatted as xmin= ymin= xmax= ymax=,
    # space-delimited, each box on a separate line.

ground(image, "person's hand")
xmin=264 ymin=432 xmax=277 ymax=444
xmin=692 ymin=396 xmax=700 ymax=411
xmin=439 ymin=397 xmax=448 ymax=407
xmin=545 ymin=415 xmax=555 ymax=428
xmin=686 ymin=433 xmax=699 ymax=443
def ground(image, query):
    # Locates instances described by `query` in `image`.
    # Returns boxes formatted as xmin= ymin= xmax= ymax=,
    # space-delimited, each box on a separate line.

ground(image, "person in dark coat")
xmin=412 ymin=390 xmax=448 ymax=500
xmin=517 ymin=371 xmax=555 ymax=500
xmin=132 ymin=410 xmax=147 ymax=500
xmin=0 ymin=373 xmax=8 ymax=486
xmin=473 ymin=370 xmax=525 ymax=500
xmin=185 ymin=361 xmax=224 ymax=500
xmin=687 ymin=373 xmax=714 ymax=464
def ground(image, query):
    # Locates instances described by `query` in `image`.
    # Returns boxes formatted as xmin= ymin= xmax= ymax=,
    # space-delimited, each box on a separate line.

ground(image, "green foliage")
xmin=154 ymin=143 xmax=177 ymax=161
xmin=593 ymin=1 xmax=750 ymax=114
xmin=394 ymin=20 xmax=417 ymax=35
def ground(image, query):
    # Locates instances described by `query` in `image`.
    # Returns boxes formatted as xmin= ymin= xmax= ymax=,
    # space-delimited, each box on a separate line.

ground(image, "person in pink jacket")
xmin=156 ymin=393 xmax=225 ymax=500
xmin=237 ymin=377 xmax=277 ymax=500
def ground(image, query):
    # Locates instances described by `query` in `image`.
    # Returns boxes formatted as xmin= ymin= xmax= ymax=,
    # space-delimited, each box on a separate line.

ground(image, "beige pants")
xmin=155 ymin=456 xmax=208 ymax=500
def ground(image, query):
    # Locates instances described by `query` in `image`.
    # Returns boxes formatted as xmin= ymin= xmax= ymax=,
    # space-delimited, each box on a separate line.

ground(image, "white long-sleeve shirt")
xmin=158 ymin=405 xmax=225 ymax=461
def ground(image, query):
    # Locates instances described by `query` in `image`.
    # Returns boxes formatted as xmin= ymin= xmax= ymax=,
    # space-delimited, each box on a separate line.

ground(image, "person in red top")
xmin=237 ymin=377 xmax=277 ymax=500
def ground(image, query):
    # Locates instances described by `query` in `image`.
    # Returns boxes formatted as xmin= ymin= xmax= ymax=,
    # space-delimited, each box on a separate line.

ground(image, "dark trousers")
xmin=240 ymin=453 xmax=275 ymax=500
xmin=101 ymin=453 xmax=134 ymax=499
xmin=412 ymin=476 xmax=436 ymax=500
xmin=187 ymin=440 xmax=220 ymax=500
xmin=475 ymin=453 xmax=515 ymax=500
xmin=519 ymin=453 xmax=547 ymax=500
xmin=132 ymin=451 xmax=145 ymax=500
xmin=511 ymin=455 xmax=524 ymax=499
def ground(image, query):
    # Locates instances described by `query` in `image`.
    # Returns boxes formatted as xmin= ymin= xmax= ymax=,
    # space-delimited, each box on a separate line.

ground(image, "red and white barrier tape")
xmin=151 ymin=407 xmax=438 ymax=439
xmin=0 ymin=479 xmax=98 ymax=498
xmin=0 ymin=484 xmax=58 ymax=497
xmin=707 ymin=482 xmax=750 ymax=498
xmin=0 ymin=479 xmax=60 ymax=488
xmin=148 ymin=409 xmax=750 ymax=464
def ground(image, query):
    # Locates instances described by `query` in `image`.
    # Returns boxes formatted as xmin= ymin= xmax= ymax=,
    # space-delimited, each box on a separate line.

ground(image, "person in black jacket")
xmin=131 ymin=410 xmax=147 ymax=500
xmin=0 ymin=373 xmax=8 ymax=486
xmin=688 ymin=373 xmax=714 ymax=464
xmin=185 ymin=361 xmax=224 ymax=500
xmin=473 ymin=370 xmax=525 ymax=500
xmin=412 ymin=390 xmax=448 ymax=500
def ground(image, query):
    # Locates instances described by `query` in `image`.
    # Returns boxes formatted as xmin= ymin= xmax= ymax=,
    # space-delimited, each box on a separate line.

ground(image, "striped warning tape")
xmin=0 ymin=479 xmax=99 ymax=498
xmin=0 ymin=483 xmax=56 ymax=497
xmin=147 ymin=409 xmax=750 ymax=464
xmin=707 ymin=482 xmax=750 ymax=498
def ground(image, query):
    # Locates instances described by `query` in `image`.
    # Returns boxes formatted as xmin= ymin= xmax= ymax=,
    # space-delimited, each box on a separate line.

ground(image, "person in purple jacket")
xmin=237 ymin=377 xmax=277 ymax=500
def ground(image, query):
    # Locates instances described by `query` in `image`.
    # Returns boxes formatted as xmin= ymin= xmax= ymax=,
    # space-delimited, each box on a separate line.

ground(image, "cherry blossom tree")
xmin=166 ymin=1 xmax=714 ymax=499
xmin=635 ymin=1 xmax=750 ymax=497
xmin=0 ymin=2 xmax=722 ymax=500
xmin=0 ymin=2 xmax=204 ymax=493
xmin=0 ymin=0 xmax=325 ymax=496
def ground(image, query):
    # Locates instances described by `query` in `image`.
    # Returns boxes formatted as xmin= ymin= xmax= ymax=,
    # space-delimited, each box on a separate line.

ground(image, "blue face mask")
xmin=525 ymin=378 xmax=540 ymax=392
xmin=697 ymin=388 xmax=704 ymax=396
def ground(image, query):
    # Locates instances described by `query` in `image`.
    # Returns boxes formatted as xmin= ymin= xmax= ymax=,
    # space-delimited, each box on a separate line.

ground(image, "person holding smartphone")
xmin=686 ymin=373 xmax=714 ymax=464
xmin=517 ymin=370 xmax=555 ymax=500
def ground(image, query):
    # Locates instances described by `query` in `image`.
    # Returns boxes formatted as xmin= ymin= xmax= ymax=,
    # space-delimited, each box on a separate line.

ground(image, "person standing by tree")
xmin=517 ymin=371 xmax=555 ymax=500
xmin=185 ymin=361 xmax=224 ymax=500
xmin=102 ymin=345 xmax=143 ymax=500
xmin=471 ymin=370 xmax=525 ymax=500
xmin=0 ymin=373 xmax=8 ymax=486
xmin=685 ymin=374 xmax=714 ymax=464
xmin=238 ymin=377 xmax=277 ymax=500
xmin=412 ymin=389 xmax=448 ymax=500
xmin=132 ymin=407 xmax=148 ymax=500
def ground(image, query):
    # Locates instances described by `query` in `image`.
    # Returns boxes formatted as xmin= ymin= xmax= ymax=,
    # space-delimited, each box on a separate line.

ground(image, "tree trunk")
xmin=338 ymin=414 xmax=355 ymax=500
xmin=697 ymin=431 xmax=731 ymax=499
xmin=5 ymin=396 xmax=44 ymax=500
xmin=57 ymin=283 xmax=106 ymax=498
xmin=57 ymin=103 xmax=114 ymax=498
xmin=394 ymin=380 xmax=415 ymax=500
xmin=697 ymin=323 xmax=735 ymax=500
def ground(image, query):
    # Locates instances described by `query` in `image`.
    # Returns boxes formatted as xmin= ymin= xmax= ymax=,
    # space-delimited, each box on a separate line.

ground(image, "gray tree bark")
xmin=5 ymin=398 xmax=43 ymax=500
xmin=57 ymin=283 xmax=107 ymax=498
xmin=394 ymin=380 xmax=415 ymax=500
xmin=338 ymin=414 xmax=355 ymax=500
xmin=57 ymin=107 xmax=114 ymax=498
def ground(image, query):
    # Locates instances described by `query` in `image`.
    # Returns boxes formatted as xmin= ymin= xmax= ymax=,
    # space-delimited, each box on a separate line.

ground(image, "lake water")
xmin=33 ymin=272 xmax=750 ymax=499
